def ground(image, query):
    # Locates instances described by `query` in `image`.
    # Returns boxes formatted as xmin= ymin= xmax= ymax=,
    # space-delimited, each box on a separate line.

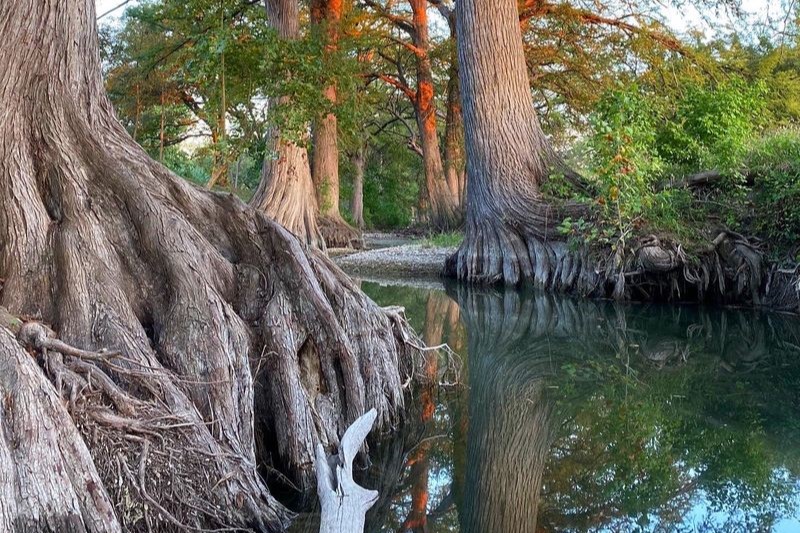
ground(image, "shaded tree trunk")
xmin=311 ymin=0 xmax=362 ymax=249
xmin=409 ymin=0 xmax=461 ymax=231
xmin=442 ymin=11 xmax=466 ymax=208
xmin=350 ymin=143 xmax=366 ymax=229
xmin=0 ymin=1 xmax=418 ymax=530
xmin=251 ymin=0 xmax=324 ymax=248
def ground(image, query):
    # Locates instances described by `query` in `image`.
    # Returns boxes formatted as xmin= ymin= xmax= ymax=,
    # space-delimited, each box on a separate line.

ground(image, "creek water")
xmin=293 ymin=277 xmax=800 ymax=532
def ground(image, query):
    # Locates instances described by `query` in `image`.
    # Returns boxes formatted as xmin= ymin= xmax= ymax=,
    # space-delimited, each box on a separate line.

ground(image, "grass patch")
xmin=419 ymin=231 xmax=464 ymax=248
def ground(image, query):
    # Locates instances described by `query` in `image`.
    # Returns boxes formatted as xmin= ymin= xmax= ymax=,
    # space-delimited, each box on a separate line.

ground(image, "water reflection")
xmin=359 ymin=281 xmax=800 ymax=533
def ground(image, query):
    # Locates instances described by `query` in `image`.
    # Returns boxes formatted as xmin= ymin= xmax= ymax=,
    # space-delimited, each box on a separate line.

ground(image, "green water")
xmin=295 ymin=279 xmax=800 ymax=532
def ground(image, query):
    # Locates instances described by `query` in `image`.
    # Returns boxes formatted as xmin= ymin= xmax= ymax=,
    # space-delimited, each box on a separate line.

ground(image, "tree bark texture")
xmin=408 ymin=0 xmax=462 ymax=231
xmin=0 ymin=1 xmax=419 ymax=530
xmin=445 ymin=0 xmax=588 ymax=286
xmin=251 ymin=0 xmax=324 ymax=248
xmin=310 ymin=0 xmax=362 ymax=249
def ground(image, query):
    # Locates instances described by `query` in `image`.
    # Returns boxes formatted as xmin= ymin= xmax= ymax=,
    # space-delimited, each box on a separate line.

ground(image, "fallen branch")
xmin=664 ymin=168 xmax=755 ymax=189
xmin=315 ymin=409 xmax=380 ymax=533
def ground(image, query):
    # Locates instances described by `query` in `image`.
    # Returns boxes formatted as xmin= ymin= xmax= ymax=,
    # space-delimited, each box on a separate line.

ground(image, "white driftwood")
xmin=316 ymin=409 xmax=380 ymax=533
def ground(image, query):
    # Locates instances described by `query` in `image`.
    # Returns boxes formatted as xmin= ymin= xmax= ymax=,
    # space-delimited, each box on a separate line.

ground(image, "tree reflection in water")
xmin=355 ymin=281 xmax=800 ymax=533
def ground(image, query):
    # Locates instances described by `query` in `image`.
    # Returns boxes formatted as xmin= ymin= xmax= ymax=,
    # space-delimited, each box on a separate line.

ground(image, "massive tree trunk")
xmin=409 ymin=0 xmax=461 ymax=231
xmin=444 ymin=0 xmax=587 ymax=287
xmin=0 ymin=1 xmax=418 ymax=531
xmin=251 ymin=0 xmax=324 ymax=249
xmin=310 ymin=0 xmax=362 ymax=249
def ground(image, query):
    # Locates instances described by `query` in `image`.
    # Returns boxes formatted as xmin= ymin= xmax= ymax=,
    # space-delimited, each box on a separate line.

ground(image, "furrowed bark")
xmin=445 ymin=0 xmax=587 ymax=286
xmin=0 ymin=1 xmax=418 ymax=530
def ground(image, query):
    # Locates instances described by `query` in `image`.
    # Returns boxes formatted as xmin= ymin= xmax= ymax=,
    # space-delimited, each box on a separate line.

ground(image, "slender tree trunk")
xmin=351 ymin=143 xmax=366 ymax=229
xmin=310 ymin=0 xmax=362 ymax=248
xmin=207 ymin=44 xmax=228 ymax=190
xmin=133 ymin=83 xmax=141 ymax=142
xmin=251 ymin=0 xmax=324 ymax=248
xmin=309 ymin=0 xmax=340 ymax=209
xmin=0 ymin=1 xmax=419 ymax=530
xmin=409 ymin=0 xmax=461 ymax=230
xmin=312 ymin=88 xmax=340 ymax=213
xmin=159 ymin=88 xmax=166 ymax=162
xmin=442 ymin=15 xmax=466 ymax=207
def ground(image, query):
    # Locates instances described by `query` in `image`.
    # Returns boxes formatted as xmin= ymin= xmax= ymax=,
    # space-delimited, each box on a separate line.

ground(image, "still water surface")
xmin=296 ymin=278 xmax=800 ymax=532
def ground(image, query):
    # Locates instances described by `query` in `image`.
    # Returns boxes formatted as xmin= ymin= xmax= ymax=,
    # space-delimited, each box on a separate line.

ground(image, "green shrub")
xmin=748 ymin=129 xmax=800 ymax=253
xmin=585 ymin=81 xmax=768 ymax=242
xmin=587 ymin=86 xmax=669 ymax=237
xmin=162 ymin=148 xmax=212 ymax=186
xmin=657 ymin=80 xmax=767 ymax=174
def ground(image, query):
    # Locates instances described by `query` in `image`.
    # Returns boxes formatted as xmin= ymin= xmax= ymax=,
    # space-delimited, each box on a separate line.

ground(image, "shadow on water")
xmin=292 ymin=279 xmax=800 ymax=532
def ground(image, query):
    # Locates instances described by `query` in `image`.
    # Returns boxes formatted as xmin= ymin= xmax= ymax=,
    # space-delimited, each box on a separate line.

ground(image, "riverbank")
xmin=332 ymin=232 xmax=456 ymax=279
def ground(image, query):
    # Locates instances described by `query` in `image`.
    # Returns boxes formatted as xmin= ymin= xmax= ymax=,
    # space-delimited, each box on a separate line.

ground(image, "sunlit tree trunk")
xmin=409 ymin=0 xmax=461 ymax=230
xmin=311 ymin=0 xmax=362 ymax=248
xmin=0 ymin=0 xmax=417 ymax=529
xmin=251 ymin=0 xmax=324 ymax=248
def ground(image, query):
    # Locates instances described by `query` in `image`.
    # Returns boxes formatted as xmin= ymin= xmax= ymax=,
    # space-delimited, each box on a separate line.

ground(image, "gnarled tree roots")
xmin=445 ymin=218 xmax=799 ymax=313
xmin=318 ymin=215 xmax=363 ymax=250
xmin=0 ymin=135 xmax=418 ymax=532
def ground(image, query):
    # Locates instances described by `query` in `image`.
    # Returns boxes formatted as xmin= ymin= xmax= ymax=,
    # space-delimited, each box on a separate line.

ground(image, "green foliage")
xmin=585 ymin=80 xmax=768 ymax=243
xmin=587 ymin=85 xmax=678 ymax=237
xmin=748 ymin=129 xmax=800 ymax=253
xmin=260 ymin=12 xmax=372 ymax=146
xmin=101 ymin=0 xmax=269 ymax=189
xmin=162 ymin=148 xmax=212 ymax=186
xmin=349 ymin=140 xmax=421 ymax=229
xmin=657 ymin=80 xmax=767 ymax=174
